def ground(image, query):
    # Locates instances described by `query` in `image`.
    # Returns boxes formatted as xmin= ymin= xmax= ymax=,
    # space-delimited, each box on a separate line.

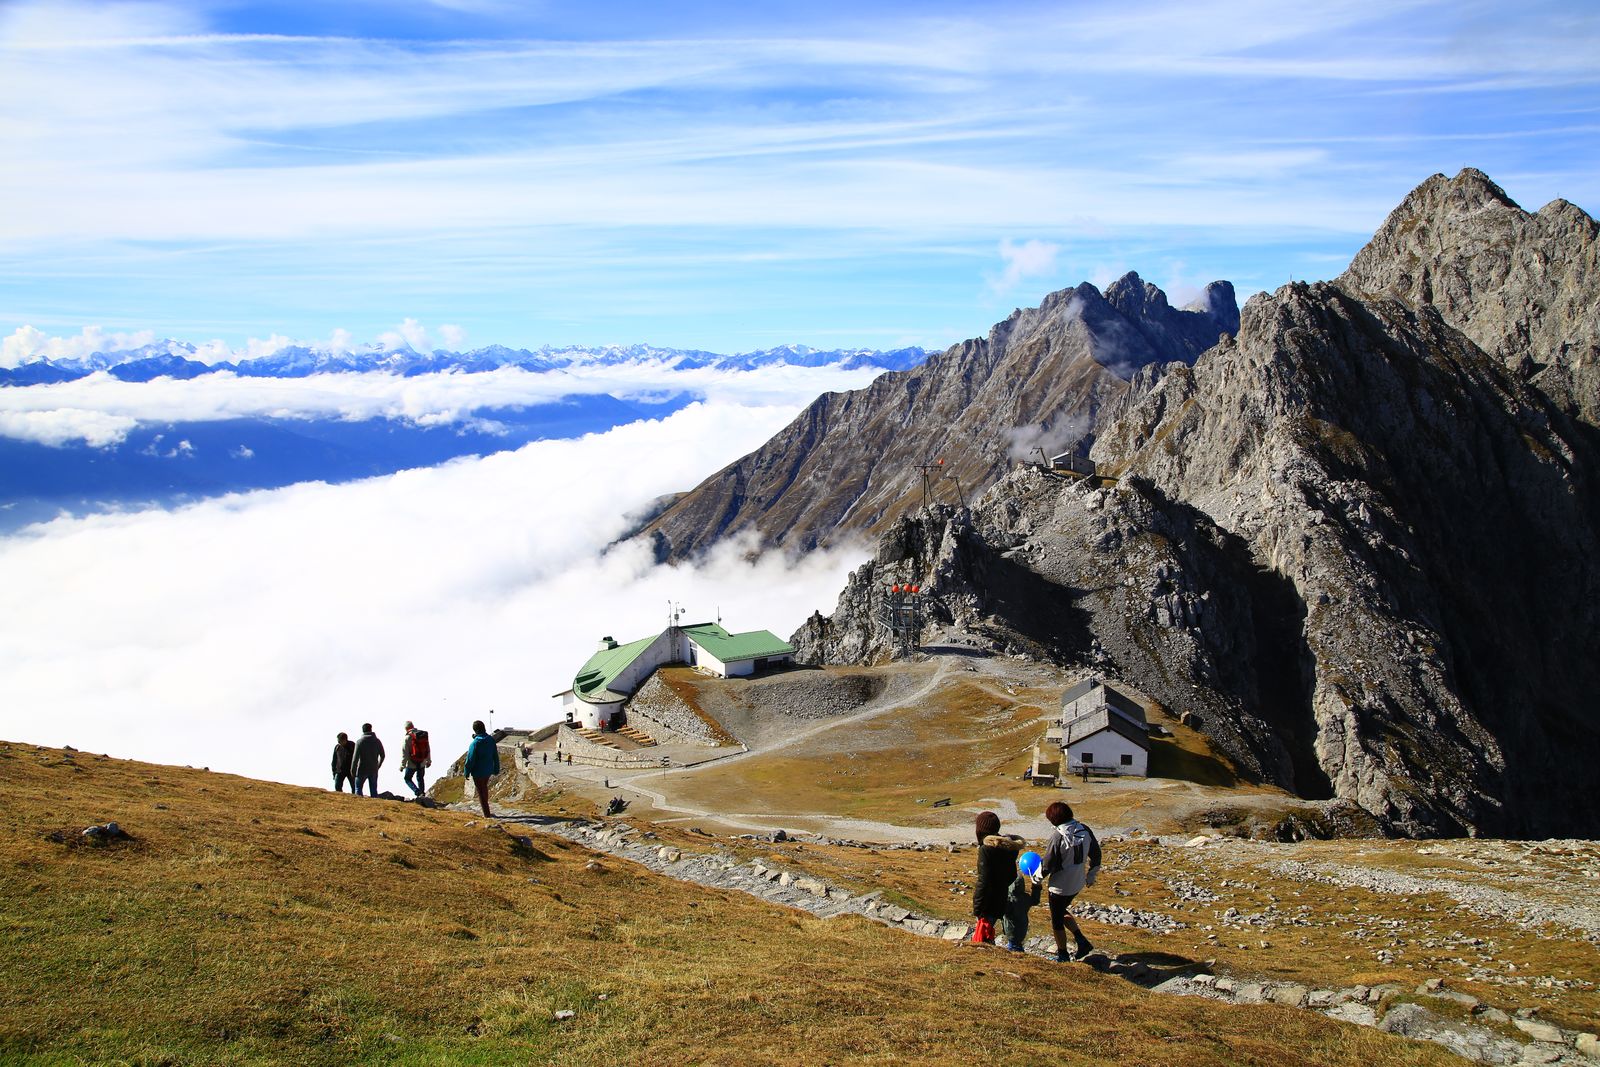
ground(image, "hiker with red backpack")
xmin=401 ymin=721 xmax=432 ymax=798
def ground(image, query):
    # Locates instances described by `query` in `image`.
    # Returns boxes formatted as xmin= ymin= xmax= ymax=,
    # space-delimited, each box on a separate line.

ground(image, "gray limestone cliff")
xmin=638 ymin=274 xmax=1237 ymax=560
xmin=1339 ymin=168 xmax=1599 ymax=427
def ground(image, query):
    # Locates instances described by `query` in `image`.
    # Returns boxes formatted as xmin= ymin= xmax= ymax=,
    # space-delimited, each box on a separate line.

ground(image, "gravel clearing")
xmin=1263 ymin=854 xmax=1600 ymax=943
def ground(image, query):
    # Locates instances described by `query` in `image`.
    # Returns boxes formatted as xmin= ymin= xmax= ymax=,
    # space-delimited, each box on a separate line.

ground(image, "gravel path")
xmin=478 ymin=811 xmax=1600 ymax=1067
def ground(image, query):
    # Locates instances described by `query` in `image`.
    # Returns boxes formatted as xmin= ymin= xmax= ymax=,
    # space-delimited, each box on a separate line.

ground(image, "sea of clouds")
xmin=0 ymin=357 xmax=894 ymax=449
xmin=0 ymin=378 xmax=872 ymax=789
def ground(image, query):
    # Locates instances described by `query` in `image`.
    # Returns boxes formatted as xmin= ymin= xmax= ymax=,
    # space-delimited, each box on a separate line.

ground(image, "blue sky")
xmin=2 ymin=0 xmax=1598 ymax=356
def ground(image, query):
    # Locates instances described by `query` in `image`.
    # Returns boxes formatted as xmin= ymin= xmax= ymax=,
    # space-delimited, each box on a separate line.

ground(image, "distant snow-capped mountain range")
xmin=0 ymin=340 xmax=929 ymax=385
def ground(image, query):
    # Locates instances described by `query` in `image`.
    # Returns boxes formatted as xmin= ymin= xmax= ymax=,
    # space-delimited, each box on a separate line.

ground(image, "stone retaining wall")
xmin=554 ymin=725 xmax=661 ymax=769
xmin=625 ymin=674 xmax=731 ymax=747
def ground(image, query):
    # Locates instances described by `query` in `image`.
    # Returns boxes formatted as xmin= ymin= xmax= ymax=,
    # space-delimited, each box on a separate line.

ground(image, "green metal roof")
xmin=682 ymin=623 xmax=795 ymax=663
xmin=572 ymin=634 xmax=657 ymax=700
xmin=571 ymin=624 xmax=796 ymax=702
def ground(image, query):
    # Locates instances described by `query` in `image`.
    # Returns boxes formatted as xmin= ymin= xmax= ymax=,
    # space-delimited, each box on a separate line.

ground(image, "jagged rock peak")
xmin=635 ymin=270 xmax=1240 ymax=562
xmin=1105 ymin=271 xmax=1170 ymax=316
xmin=1182 ymin=281 xmax=1240 ymax=335
xmin=1102 ymin=272 xmax=1239 ymax=336
xmin=1095 ymin=270 xmax=1600 ymax=837
xmin=1339 ymin=167 xmax=1599 ymax=425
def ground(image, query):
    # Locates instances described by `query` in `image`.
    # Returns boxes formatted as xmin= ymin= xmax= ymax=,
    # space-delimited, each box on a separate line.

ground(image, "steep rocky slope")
xmin=793 ymin=170 xmax=1600 ymax=838
xmin=1096 ymin=281 xmax=1599 ymax=837
xmin=639 ymin=274 xmax=1237 ymax=560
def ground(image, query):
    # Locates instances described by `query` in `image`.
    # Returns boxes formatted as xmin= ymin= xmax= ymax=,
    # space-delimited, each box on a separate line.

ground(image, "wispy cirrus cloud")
xmin=988 ymin=239 xmax=1061 ymax=298
xmin=2 ymin=0 xmax=1596 ymax=350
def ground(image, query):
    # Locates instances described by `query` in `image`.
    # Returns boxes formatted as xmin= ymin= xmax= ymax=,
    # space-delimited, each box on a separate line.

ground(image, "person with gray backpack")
xmin=1039 ymin=800 xmax=1101 ymax=961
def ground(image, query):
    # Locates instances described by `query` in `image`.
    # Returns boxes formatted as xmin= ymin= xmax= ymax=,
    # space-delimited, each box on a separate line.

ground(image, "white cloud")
xmin=438 ymin=324 xmax=466 ymax=350
xmin=8 ymin=0 xmax=1588 ymax=258
xmin=244 ymin=333 xmax=295 ymax=360
xmin=988 ymin=238 xmax=1061 ymax=297
xmin=1 ymin=325 xmax=159 ymax=367
xmin=1005 ymin=414 xmax=1090 ymax=463
xmin=0 ymin=408 xmax=139 ymax=448
xmin=0 ymin=361 xmax=891 ymax=447
xmin=0 ymin=398 xmax=867 ymax=788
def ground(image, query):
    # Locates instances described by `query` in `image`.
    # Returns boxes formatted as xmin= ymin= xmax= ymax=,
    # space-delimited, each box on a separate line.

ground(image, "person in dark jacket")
xmin=351 ymin=723 xmax=385 ymax=797
xmin=331 ymin=732 xmax=356 ymax=792
xmin=970 ymin=810 xmax=1024 ymax=945
xmin=1039 ymin=800 xmax=1102 ymax=961
xmin=463 ymin=720 xmax=500 ymax=819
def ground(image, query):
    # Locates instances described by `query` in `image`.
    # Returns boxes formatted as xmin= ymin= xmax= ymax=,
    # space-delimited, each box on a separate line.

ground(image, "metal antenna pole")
xmin=916 ymin=461 xmax=945 ymax=517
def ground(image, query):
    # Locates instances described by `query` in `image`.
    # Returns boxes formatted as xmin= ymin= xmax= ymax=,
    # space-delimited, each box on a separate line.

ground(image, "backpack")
xmin=1048 ymin=821 xmax=1095 ymax=896
xmin=410 ymin=730 xmax=431 ymax=766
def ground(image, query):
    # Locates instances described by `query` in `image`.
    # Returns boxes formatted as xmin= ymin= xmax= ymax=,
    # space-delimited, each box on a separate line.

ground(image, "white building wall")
xmin=580 ymin=697 xmax=625 ymax=730
xmin=694 ymin=646 xmax=732 ymax=678
xmin=1065 ymin=729 xmax=1148 ymax=776
xmin=609 ymin=629 xmax=682 ymax=695
xmin=688 ymin=645 xmax=792 ymax=679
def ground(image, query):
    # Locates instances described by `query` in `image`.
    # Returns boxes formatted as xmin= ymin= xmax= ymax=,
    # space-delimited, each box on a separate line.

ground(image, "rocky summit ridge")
xmin=1339 ymin=167 xmax=1599 ymax=427
xmin=783 ymin=169 xmax=1599 ymax=839
xmin=639 ymin=273 xmax=1237 ymax=560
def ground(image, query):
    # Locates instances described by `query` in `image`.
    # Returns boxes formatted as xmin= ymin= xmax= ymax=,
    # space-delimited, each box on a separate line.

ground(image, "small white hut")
xmin=1058 ymin=677 xmax=1149 ymax=776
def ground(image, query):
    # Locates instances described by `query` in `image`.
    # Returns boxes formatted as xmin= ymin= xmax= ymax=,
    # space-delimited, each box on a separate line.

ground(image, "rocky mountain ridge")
xmin=1338 ymin=168 xmax=1599 ymax=427
xmin=0 ymin=341 xmax=929 ymax=386
xmin=791 ymin=170 xmax=1599 ymax=838
xmin=640 ymin=272 xmax=1237 ymax=560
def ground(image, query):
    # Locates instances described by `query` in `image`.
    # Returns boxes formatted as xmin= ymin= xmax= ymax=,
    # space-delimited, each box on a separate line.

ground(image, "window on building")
xmin=1121 ymin=753 xmax=1134 ymax=766
xmin=1081 ymin=752 xmax=1094 ymax=765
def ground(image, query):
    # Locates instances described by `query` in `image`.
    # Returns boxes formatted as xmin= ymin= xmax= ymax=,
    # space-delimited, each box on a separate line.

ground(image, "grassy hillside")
xmin=0 ymin=740 xmax=1469 ymax=1066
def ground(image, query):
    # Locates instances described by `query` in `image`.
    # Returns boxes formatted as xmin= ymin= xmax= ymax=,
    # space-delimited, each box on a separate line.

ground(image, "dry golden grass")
xmin=671 ymin=672 xmax=1291 ymax=837
xmin=0 ymin=740 xmax=1468 ymax=1066
xmin=718 ymin=834 xmax=1600 ymax=1036
xmin=678 ymin=676 xmax=1061 ymax=822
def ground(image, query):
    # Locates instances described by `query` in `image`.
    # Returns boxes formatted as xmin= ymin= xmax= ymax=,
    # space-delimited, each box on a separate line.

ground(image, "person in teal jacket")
xmin=464 ymin=720 xmax=500 ymax=818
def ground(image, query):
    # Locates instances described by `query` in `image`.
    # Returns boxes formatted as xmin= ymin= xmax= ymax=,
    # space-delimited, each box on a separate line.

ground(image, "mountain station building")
xmin=1057 ymin=677 xmax=1150 ymax=777
xmin=555 ymin=622 xmax=796 ymax=730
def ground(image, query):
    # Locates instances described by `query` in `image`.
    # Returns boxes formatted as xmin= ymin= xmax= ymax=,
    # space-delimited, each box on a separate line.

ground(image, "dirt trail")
xmin=679 ymin=656 xmax=955 ymax=769
xmin=605 ymin=658 xmax=974 ymax=840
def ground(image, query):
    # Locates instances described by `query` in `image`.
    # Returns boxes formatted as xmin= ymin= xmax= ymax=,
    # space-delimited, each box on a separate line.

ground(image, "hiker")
xmin=350 ymin=723 xmax=384 ymax=796
xmin=464 ymin=719 xmax=500 ymax=819
xmin=1040 ymin=800 xmax=1102 ymax=961
xmin=351 ymin=723 xmax=385 ymax=797
xmin=1000 ymin=850 xmax=1044 ymax=952
xmin=970 ymin=810 xmax=1024 ymax=945
xmin=542 ymin=751 xmax=548 ymax=766
xmin=331 ymin=731 xmax=356 ymax=793
xmin=401 ymin=720 xmax=431 ymax=798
